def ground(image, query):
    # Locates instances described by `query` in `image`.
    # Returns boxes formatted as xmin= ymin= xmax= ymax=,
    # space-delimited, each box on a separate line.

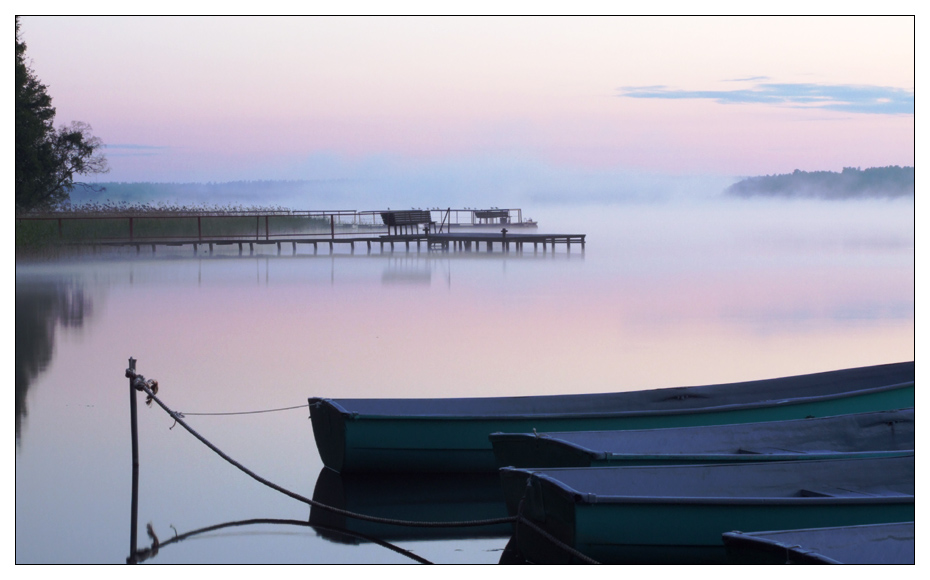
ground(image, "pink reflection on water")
xmin=14 ymin=199 xmax=914 ymax=563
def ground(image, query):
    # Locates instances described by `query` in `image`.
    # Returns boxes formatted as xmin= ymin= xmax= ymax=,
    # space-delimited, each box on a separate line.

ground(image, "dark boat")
xmin=722 ymin=522 xmax=915 ymax=564
xmin=490 ymin=408 xmax=914 ymax=469
xmin=308 ymin=362 xmax=913 ymax=473
xmin=501 ymin=455 xmax=914 ymax=564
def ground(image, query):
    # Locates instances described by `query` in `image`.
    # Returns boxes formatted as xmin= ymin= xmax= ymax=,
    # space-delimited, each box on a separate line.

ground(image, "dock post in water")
xmin=125 ymin=358 xmax=159 ymax=564
xmin=127 ymin=357 xmax=140 ymax=564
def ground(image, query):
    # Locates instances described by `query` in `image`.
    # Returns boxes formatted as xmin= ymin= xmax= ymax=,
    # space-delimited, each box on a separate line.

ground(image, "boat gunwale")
xmin=308 ymin=380 xmax=914 ymax=421
xmin=568 ymin=449 xmax=910 ymax=464
xmin=530 ymin=472 xmax=915 ymax=506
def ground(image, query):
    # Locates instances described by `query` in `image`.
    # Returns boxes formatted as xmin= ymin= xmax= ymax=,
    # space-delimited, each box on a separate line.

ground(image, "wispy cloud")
xmin=724 ymin=76 xmax=770 ymax=83
xmin=105 ymin=144 xmax=170 ymax=150
xmin=103 ymin=143 xmax=171 ymax=157
xmin=618 ymin=82 xmax=914 ymax=115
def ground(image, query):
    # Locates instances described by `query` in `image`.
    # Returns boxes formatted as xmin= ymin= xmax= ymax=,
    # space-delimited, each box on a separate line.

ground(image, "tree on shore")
xmin=16 ymin=17 xmax=108 ymax=212
xmin=725 ymin=166 xmax=914 ymax=200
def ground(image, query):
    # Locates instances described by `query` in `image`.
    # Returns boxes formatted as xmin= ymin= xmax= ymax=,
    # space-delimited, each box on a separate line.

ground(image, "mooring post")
xmin=127 ymin=357 xmax=140 ymax=564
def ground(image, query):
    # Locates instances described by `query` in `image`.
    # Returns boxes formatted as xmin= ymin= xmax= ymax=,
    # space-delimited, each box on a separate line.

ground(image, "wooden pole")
xmin=127 ymin=357 xmax=140 ymax=564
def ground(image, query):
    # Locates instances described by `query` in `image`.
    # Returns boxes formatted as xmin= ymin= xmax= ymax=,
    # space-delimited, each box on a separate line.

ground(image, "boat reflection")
xmin=498 ymin=536 xmax=529 ymax=564
xmin=308 ymin=467 xmax=512 ymax=543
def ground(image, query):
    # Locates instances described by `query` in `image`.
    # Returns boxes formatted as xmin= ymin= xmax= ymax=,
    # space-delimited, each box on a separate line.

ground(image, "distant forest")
xmin=71 ymin=180 xmax=330 ymax=204
xmin=725 ymin=166 xmax=914 ymax=200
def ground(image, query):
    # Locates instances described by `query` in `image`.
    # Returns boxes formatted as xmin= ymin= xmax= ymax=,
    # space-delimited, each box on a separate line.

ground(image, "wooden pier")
xmin=17 ymin=208 xmax=582 ymax=256
xmin=88 ymin=231 xmax=585 ymax=256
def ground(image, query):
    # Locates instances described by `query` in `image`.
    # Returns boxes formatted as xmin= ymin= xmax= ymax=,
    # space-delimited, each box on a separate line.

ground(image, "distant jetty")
xmin=16 ymin=207 xmax=585 ymax=256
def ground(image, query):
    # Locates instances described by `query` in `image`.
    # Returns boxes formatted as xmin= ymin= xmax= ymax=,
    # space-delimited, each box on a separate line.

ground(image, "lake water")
xmin=14 ymin=198 xmax=914 ymax=564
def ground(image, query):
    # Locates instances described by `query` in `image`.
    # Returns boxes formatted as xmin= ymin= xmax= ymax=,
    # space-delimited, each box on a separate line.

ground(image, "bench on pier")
xmin=380 ymin=210 xmax=432 ymax=235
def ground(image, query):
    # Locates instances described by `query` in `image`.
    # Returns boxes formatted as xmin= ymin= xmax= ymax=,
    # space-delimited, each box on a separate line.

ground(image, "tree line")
xmin=726 ymin=166 xmax=914 ymax=200
xmin=16 ymin=17 xmax=108 ymax=212
xmin=83 ymin=180 xmax=322 ymax=200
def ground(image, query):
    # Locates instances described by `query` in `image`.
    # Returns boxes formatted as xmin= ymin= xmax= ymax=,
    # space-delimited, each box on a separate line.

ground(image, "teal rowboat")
xmin=308 ymin=362 xmax=913 ymax=473
xmin=490 ymin=408 xmax=914 ymax=470
xmin=501 ymin=455 xmax=914 ymax=564
xmin=722 ymin=522 xmax=915 ymax=564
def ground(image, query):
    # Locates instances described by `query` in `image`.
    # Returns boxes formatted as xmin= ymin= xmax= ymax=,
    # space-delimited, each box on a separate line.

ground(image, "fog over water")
xmin=15 ymin=195 xmax=914 ymax=563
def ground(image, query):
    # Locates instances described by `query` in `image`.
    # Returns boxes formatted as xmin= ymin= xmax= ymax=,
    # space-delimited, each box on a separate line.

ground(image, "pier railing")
xmin=16 ymin=207 xmax=537 ymax=245
xmin=16 ymin=210 xmax=383 ymax=244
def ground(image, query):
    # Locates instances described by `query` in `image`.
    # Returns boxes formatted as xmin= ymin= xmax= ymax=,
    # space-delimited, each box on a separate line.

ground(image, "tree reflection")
xmin=15 ymin=281 xmax=91 ymax=441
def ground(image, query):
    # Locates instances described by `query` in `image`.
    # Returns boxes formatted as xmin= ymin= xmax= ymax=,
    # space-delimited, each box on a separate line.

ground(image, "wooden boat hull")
xmin=503 ymin=455 xmax=914 ymax=564
xmin=309 ymin=362 xmax=913 ymax=473
xmin=490 ymin=409 xmax=914 ymax=470
xmin=722 ymin=522 xmax=915 ymax=564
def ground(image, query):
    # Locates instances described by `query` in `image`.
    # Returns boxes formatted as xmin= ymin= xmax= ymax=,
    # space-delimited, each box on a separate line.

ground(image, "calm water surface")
xmin=15 ymin=200 xmax=914 ymax=563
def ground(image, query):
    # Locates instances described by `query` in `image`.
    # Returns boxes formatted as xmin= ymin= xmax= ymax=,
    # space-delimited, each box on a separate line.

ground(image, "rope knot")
xmin=143 ymin=379 xmax=158 ymax=406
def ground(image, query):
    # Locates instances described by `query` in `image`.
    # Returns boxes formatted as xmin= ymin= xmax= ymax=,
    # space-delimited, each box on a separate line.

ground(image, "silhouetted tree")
xmin=16 ymin=17 xmax=108 ymax=212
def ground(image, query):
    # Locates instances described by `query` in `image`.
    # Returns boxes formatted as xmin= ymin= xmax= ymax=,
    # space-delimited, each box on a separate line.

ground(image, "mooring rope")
xmin=128 ymin=368 xmax=598 ymax=564
xmin=176 ymin=404 xmax=307 ymax=417
xmin=132 ymin=376 xmax=514 ymax=529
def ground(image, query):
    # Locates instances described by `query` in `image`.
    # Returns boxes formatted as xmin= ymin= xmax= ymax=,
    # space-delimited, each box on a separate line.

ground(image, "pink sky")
xmin=18 ymin=15 xmax=915 ymax=184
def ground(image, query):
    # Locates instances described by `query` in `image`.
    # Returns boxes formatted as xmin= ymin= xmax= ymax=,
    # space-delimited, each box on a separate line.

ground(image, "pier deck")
xmin=85 ymin=231 xmax=585 ymax=255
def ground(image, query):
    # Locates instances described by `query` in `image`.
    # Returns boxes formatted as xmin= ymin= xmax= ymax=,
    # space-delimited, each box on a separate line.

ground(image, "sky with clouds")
xmin=17 ymin=14 xmax=915 ymax=198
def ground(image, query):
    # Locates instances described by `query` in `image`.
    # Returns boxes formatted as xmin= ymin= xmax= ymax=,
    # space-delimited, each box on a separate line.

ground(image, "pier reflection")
xmin=381 ymin=258 xmax=432 ymax=286
xmin=308 ymin=468 xmax=512 ymax=543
